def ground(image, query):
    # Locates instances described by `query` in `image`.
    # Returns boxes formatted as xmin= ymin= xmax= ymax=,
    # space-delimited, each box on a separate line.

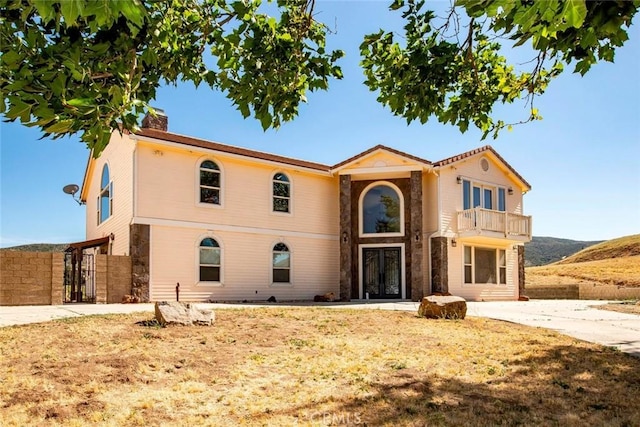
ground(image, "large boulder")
xmin=418 ymin=295 xmax=467 ymax=319
xmin=154 ymin=301 xmax=215 ymax=326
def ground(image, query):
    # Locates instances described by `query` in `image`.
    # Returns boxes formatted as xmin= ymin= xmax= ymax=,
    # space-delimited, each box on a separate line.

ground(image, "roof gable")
xmin=331 ymin=144 xmax=431 ymax=172
xmin=435 ymin=145 xmax=531 ymax=190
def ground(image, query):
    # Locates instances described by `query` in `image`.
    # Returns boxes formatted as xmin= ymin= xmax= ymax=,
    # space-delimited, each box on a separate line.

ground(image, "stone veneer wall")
xmin=0 ymin=251 xmax=63 ymax=306
xmin=339 ymin=175 xmax=352 ymax=301
xmin=409 ymin=171 xmax=424 ymax=301
xmin=518 ymin=245 xmax=526 ymax=298
xmin=430 ymin=237 xmax=448 ymax=294
xmin=130 ymin=224 xmax=151 ymax=302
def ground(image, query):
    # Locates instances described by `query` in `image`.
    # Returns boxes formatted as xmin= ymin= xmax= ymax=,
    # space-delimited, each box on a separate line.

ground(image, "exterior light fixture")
xmin=508 ymin=187 xmax=514 ymax=195
xmin=451 ymin=238 xmax=457 ymax=247
xmin=62 ymin=184 xmax=83 ymax=205
xmin=456 ymin=176 xmax=462 ymax=184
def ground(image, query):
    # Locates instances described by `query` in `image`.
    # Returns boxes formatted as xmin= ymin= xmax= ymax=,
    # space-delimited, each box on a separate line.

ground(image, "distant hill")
xmin=526 ymin=234 xmax=640 ymax=287
xmin=524 ymin=236 xmax=603 ymax=266
xmin=556 ymin=234 xmax=640 ymax=264
xmin=0 ymin=243 xmax=68 ymax=252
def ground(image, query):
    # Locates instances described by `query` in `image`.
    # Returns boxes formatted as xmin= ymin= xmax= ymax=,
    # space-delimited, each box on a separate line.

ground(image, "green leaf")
xmin=5 ymin=99 xmax=32 ymax=122
xmin=60 ymin=0 xmax=85 ymax=25
xmin=66 ymin=98 xmax=95 ymax=107
xmin=45 ymin=119 xmax=75 ymax=134
xmin=561 ymin=0 xmax=587 ymax=29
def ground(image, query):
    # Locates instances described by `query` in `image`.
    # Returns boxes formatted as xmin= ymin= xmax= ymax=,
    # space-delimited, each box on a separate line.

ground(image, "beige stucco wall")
xmin=148 ymin=225 xmax=339 ymax=302
xmin=134 ymin=141 xmax=338 ymax=236
xmin=84 ymin=132 xmax=135 ymax=255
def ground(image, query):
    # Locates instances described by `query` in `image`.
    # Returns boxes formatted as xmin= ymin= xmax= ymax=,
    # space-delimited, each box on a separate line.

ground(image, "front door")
xmin=363 ymin=247 xmax=401 ymax=299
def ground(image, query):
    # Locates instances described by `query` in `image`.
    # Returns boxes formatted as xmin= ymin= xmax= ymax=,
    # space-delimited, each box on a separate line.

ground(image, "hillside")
xmin=0 ymin=243 xmax=68 ymax=252
xmin=524 ymin=236 xmax=602 ymax=266
xmin=556 ymin=234 xmax=640 ymax=264
xmin=526 ymin=235 xmax=640 ymax=288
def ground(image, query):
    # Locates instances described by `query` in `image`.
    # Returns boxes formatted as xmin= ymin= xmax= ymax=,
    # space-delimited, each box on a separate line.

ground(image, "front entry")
xmin=362 ymin=247 xmax=402 ymax=299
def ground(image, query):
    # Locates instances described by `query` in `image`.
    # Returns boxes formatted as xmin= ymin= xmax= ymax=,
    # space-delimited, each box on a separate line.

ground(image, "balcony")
xmin=457 ymin=208 xmax=532 ymax=242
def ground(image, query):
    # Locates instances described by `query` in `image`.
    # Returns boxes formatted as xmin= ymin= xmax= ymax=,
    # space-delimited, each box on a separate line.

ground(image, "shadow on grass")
xmin=255 ymin=344 xmax=640 ymax=426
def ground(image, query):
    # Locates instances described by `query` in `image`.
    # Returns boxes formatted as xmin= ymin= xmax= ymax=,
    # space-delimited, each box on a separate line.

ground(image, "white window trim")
xmin=462 ymin=245 xmax=508 ymax=286
xmin=195 ymin=233 xmax=224 ymax=286
xmin=461 ymin=177 xmax=507 ymax=212
xmin=270 ymin=171 xmax=293 ymax=216
xmin=358 ymin=243 xmax=406 ymax=299
xmin=270 ymin=240 xmax=293 ymax=287
xmin=358 ymin=181 xmax=405 ymax=238
xmin=97 ymin=162 xmax=113 ymax=226
xmin=195 ymin=156 xmax=224 ymax=209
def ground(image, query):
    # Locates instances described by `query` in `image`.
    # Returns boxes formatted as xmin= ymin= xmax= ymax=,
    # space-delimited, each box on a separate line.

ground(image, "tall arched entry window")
xmin=360 ymin=183 xmax=404 ymax=236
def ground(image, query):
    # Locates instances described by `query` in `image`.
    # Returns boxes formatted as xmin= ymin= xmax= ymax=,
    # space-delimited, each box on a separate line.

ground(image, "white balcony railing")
xmin=457 ymin=208 xmax=532 ymax=240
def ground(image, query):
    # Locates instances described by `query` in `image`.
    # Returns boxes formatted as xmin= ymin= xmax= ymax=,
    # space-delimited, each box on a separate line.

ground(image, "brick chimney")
xmin=141 ymin=108 xmax=168 ymax=131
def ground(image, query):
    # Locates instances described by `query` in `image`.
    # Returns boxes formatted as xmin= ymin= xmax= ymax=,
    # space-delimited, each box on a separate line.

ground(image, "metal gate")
xmin=63 ymin=252 xmax=96 ymax=303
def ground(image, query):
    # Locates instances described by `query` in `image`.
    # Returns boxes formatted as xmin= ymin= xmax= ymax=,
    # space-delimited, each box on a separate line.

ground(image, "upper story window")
xmin=361 ymin=183 xmax=404 ymax=236
xmin=97 ymin=164 xmax=112 ymax=225
xmin=199 ymin=160 xmax=221 ymax=205
xmin=199 ymin=237 xmax=221 ymax=282
xmin=463 ymin=179 xmax=506 ymax=212
xmin=272 ymin=172 xmax=290 ymax=213
xmin=272 ymin=243 xmax=290 ymax=283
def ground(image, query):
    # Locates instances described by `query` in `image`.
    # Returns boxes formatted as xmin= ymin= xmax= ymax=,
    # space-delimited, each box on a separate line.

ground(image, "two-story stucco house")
xmin=79 ymin=111 xmax=532 ymax=302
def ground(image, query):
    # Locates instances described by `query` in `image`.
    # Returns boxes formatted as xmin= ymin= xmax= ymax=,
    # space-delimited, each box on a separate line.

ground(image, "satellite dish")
xmin=63 ymin=184 xmax=80 ymax=195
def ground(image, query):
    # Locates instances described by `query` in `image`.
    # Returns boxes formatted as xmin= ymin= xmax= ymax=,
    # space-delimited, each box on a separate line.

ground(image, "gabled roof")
xmin=330 ymin=144 xmax=432 ymax=171
xmin=135 ymin=128 xmax=330 ymax=172
xmin=434 ymin=145 xmax=531 ymax=190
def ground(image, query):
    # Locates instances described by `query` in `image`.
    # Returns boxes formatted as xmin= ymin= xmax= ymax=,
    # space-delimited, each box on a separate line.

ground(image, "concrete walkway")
xmin=1 ymin=300 xmax=638 ymax=358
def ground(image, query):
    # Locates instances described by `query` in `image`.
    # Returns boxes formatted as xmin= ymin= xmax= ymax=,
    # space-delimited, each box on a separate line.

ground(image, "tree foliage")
xmin=1 ymin=0 xmax=638 ymax=154
xmin=1 ymin=0 xmax=343 ymax=155
xmin=361 ymin=0 xmax=639 ymax=139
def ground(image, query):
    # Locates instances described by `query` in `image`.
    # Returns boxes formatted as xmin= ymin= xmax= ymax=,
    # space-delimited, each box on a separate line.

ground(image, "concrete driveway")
xmin=1 ymin=300 xmax=638 ymax=358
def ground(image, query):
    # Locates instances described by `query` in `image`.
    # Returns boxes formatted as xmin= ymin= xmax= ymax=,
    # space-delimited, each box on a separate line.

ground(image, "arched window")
xmin=272 ymin=172 xmax=290 ymax=213
xmin=199 ymin=160 xmax=220 ymax=205
xmin=272 ymin=243 xmax=290 ymax=283
xmin=97 ymin=164 xmax=112 ymax=224
xmin=361 ymin=184 xmax=402 ymax=235
xmin=199 ymin=238 xmax=221 ymax=282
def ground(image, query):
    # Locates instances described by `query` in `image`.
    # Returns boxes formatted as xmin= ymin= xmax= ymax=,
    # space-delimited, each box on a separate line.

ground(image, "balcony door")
xmin=362 ymin=247 xmax=402 ymax=299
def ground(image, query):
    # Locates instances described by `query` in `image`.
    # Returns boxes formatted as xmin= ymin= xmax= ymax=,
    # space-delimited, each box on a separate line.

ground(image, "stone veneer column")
xmin=430 ymin=237 xmax=448 ymax=294
xmin=410 ymin=171 xmax=423 ymax=301
xmin=339 ymin=175 xmax=352 ymax=301
xmin=130 ymin=224 xmax=150 ymax=302
xmin=94 ymin=255 xmax=108 ymax=304
xmin=518 ymin=245 xmax=526 ymax=298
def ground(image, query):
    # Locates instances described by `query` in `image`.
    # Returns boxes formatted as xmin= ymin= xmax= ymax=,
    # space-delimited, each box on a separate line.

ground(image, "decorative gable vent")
xmin=480 ymin=157 xmax=490 ymax=172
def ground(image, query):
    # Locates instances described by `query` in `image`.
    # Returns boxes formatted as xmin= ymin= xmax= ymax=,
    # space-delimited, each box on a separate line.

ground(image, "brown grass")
xmin=1 ymin=308 xmax=639 ymax=426
xmin=526 ymin=255 xmax=640 ymax=287
xmin=557 ymin=234 xmax=640 ymax=265
xmin=597 ymin=301 xmax=640 ymax=316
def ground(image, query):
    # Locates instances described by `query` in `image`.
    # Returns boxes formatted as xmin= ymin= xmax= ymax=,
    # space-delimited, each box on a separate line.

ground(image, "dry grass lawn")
xmin=526 ymin=255 xmax=640 ymax=288
xmin=597 ymin=301 xmax=640 ymax=316
xmin=1 ymin=308 xmax=639 ymax=426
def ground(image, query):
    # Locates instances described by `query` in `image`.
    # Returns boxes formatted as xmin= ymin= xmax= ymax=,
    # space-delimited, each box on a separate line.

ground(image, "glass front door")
xmin=363 ymin=247 xmax=401 ymax=299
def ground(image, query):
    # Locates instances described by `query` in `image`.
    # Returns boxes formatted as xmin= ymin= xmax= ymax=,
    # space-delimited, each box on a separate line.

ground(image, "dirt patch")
xmin=1 ymin=308 xmax=639 ymax=426
xmin=596 ymin=301 xmax=640 ymax=315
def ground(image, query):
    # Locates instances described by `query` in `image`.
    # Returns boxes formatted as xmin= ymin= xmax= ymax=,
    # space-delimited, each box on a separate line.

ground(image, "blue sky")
xmin=1 ymin=2 xmax=639 ymax=247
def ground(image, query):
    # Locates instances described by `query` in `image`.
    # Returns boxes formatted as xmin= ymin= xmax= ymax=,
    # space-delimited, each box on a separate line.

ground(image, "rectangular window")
xmin=483 ymin=188 xmax=493 ymax=210
xmin=463 ymin=246 xmax=507 ymax=285
xmin=473 ymin=186 xmax=481 ymax=208
xmin=463 ymin=180 xmax=471 ymax=210
xmin=498 ymin=188 xmax=506 ymax=212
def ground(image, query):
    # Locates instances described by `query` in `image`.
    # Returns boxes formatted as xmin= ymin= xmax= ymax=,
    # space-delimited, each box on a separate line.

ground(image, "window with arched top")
xmin=199 ymin=160 xmax=221 ymax=205
xmin=199 ymin=237 xmax=221 ymax=282
xmin=272 ymin=172 xmax=290 ymax=213
xmin=272 ymin=243 xmax=290 ymax=283
xmin=360 ymin=183 xmax=404 ymax=236
xmin=97 ymin=164 xmax=112 ymax=224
